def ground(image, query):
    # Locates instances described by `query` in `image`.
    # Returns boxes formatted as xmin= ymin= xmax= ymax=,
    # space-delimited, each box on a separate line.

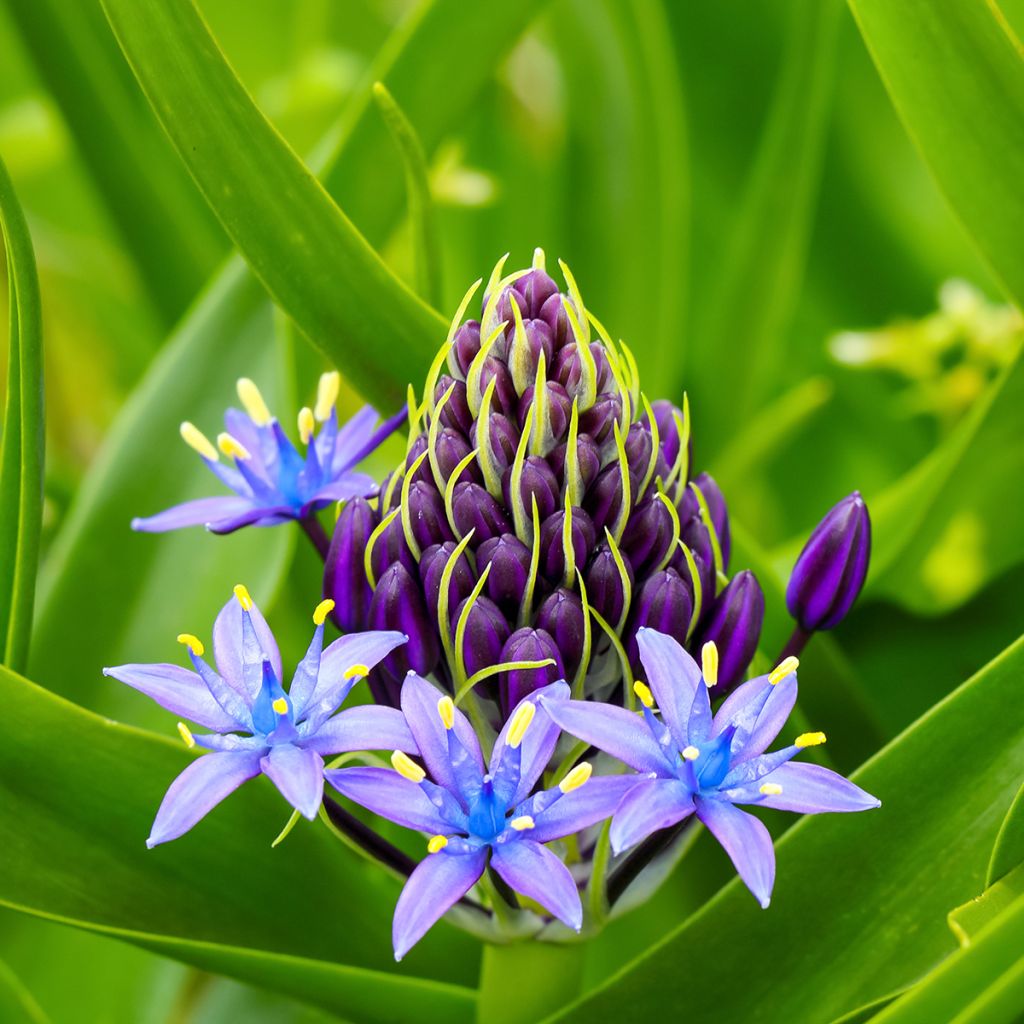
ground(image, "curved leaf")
xmin=988 ymin=782 xmax=1024 ymax=887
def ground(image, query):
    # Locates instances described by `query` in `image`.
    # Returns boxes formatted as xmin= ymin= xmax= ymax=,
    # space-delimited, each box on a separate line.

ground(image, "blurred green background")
xmin=1 ymin=0 xmax=1022 ymax=1020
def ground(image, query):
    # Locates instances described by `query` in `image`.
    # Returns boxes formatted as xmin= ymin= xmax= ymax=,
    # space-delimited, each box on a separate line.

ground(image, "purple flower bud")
xmin=370 ymin=511 xmax=416 ymax=579
xmin=478 ymin=357 xmax=518 ymax=417
xmin=368 ymin=563 xmax=440 ymax=678
xmin=695 ymin=570 xmax=764 ymax=697
xmin=624 ymin=423 xmax=654 ymax=494
xmin=535 ymin=588 xmax=586 ymax=675
xmin=477 ymin=533 xmax=532 ymax=611
xmin=538 ymin=507 xmax=596 ymax=584
xmin=485 ymin=413 xmax=519 ymax=472
xmin=452 ymin=320 xmax=481 ymax=377
xmin=324 ymin=497 xmax=378 ymax=631
xmin=434 ymin=427 xmax=480 ymax=487
xmin=420 ymin=541 xmax=475 ymax=626
xmin=518 ymin=380 xmax=572 ymax=442
xmin=693 ymin=472 xmax=731 ymax=570
xmin=585 ymin=462 xmax=624 ymax=534
xmin=647 ymin=399 xmax=681 ymax=467
xmin=580 ymin=393 xmax=622 ymax=446
xmin=621 ymin=497 xmax=675 ymax=577
xmin=512 ymin=268 xmax=560 ymax=317
xmin=539 ymin=291 xmax=570 ymax=348
xmin=626 ymin=568 xmax=693 ymax=665
xmin=455 ymin=594 xmax=511 ymax=679
xmin=405 ymin=434 xmax=431 ymax=485
xmin=676 ymin=514 xmax=715 ymax=612
xmin=786 ymin=492 xmax=871 ymax=632
xmin=552 ymin=342 xmax=613 ymax=397
xmin=366 ymin=664 xmax=403 ymax=709
xmin=406 ymin=480 xmax=454 ymax=549
xmin=585 ymin=543 xmax=634 ymax=626
xmin=451 ymin=482 xmax=512 ymax=544
xmin=499 ymin=627 xmax=565 ymax=714
xmin=435 ymin=376 xmax=473 ymax=435
xmin=503 ymin=456 xmax=560 ymax=523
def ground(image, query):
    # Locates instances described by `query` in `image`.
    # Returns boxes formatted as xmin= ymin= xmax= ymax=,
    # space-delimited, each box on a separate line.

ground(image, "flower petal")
xmin=147 ymin=750 xmax=262 ymax=847
xmin=131 ymin=496 xmax=253 ymax=533
xmin=732 ymin=762 xmax=881 ymax=814
xmin=206 ymin=505 xmax=296 ymax=533
xmin=308 ymin=472 xmax=376 ymax=506
xmin=713 ymin=674 xmax=798 ymax=764
xmin=325 ymin=766 xmax=451 ymax=833
xmin=335 ymin=405 xmax=407 ymax=474
xmin=540 ymin=698 xmax=672 ymax=775
xmin=695 ymin=796 xmax=775 ymax=908
xmin=212 ymin=595 xmax=282 ymax=699
xmin=529 ymin=775 xmax=637 ymax=843
xmin=260 ymin=744 xmax=325 ymax=819
xmin=490 ymin=839 xmax=582 ymax=931
xmin=392 ymin=845 xmax=488 ymax=961
xmin=609 ymin=777 xmax=694 ymax=854
xmin=636 ymin=628 xmax=700 ymax=748
xmin=301 ymin=705 xmax=417 ymax=755
xmin=103 ymin=663 xmax=240 ymax=732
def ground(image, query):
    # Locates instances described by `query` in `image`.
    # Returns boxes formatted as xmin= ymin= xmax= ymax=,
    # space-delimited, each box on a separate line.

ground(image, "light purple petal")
xmin=491 ymin=681 xmax=569 ymax=805
xmin=713 ymin=675 xmax=798 ymax=764
xmin=334 ymin=405 xmax=406 ymax=475
xmin=491 ymin=839 xmax=582 ymax=931
xmin=686 ymin=674 xmax=713 ymax=745
xmin=325 ymin=766 xmax=451 ymax=833
xmin=732 ymin=762 xmax=881 ymax=814
xmin=695 ymin=796 xmax=775 ymax=908
xmin=260 ymin=744 xmax=325 ymax=819
xmin=301 ymin=705 xmax=417 ymax=755
xmin=529 ymin=775 xmax=637 ymax=843
xmin=131 ymin=496 xmax=253 ymax=533
xmin=212 ymin=595 xmax=282 ymax=699
xmin=609 ymin=777 xmax=694 ymax=854
xmin=636 ymin=628 xmax=701 ymax=748
xmin=400 ymin=673 xmax=484 ymax=792
xmin=103 ymin=663 xmax=240 ymax=732
xmin=287 ymin=623 xmax=326 ymax=714
xmin=206 ymin=505 xmax=296 ymax=533
xmin=309 ymin=472 xmax=376 ymax=506
xmin=147 ymin=750 xmax=262 ymax=847
xmin=540 ymin=698 xmax=672 ymax=775
xmin=393 ymin=845 xmax=488 ymax=961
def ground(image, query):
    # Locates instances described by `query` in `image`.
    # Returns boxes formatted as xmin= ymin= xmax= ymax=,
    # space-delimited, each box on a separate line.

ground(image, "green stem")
xmin=477 ymin=941 xmax=586 ymax=1024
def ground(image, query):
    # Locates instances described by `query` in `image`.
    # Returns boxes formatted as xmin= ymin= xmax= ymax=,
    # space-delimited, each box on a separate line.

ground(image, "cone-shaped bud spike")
xmin=451 ymin=482 xmax=513 ymax=546
xmin=499 ymin=628 xmax=565 ymax=715
xmin=694 ymin=570 xmax=764 ymax=696
xmin=787 ymin=492 xmax=871 ymax=632
xmin=454 ymin=594 xmax=511 ymax=680
xmin=419 ymin=541 xmax=475 ymax=626
xmin=477 ymin=533 xmax=532 ymax=612
xmin=538 ymin=508 xmax=596 ymax=585
xmin=535 ymin=588 xmax=587 ymax=676
xmin=324 ymin=497 xmax=379 ymax=631
xmin=368 ymin=563 xmax=440 ymax=678
xmin=626 ymin=568 xmax=694 ymax=665
xmin=585 ymin=542 xmax=634 ymax=627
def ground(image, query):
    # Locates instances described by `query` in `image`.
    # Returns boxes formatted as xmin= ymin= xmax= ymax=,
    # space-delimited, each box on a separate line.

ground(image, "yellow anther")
xmin=392 ymin=750 xmax=426 ymax=783
xmin=507 ymin=701 xmax=536 ymax=749
xmin=180 ymin=421 xmax=218 ymax=461
xmin=176 ymin=633 xmax=204 ymax=657
xmin=344 ymin=663 xmax=369 ymax=680
xmin=633 ymin=681 xmax=655 ymax=709
xmin=796 ymin=731 xmax=827 ymax=748
xmin=272 ymin=697 xmax=289 ymax=715
xmin=237 ymin=377 xmax=272 ymax=425
xmin=233 ymin=584 xmax=253 ymax=611
xmin=427 ymin=834 xmax=448 ymax=854
xmin=438 ymin=696 xmax=456 ymax=730
xmin=701 ymin=641 xmax=719 ymax=688
xmin=559 ymin=761 xmax=592 ymax=793
xmin=510 ymin=815 xmax=535 ymax=831
xmin=313 ymin=599 xmax=335 ymax=626
xmin=298 ymin=406 xmax=316 ymax=444
xmin=769 ymin=656 xmax=800 ymax=686
xmin=681 ymin=745 xmax=700 ymax=761
xmin=217 ymin=432 xmax=251 ymax=461
xmin=759 ymin=782 xmax=783 ymax=796
xmin=177 ymin=722 xmax=195 ymax=749
xmin=315 ymin=371 xmax=341 ymax=422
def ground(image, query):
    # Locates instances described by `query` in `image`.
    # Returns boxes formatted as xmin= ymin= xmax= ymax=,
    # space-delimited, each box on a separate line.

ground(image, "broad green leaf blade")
xmin=988 ymin=782 xmax=1024 ymax=887
xmin=548 ymin=636 xmax=1024 ymax=1023
xmin=691 ymin=0 xmax=840 ymax=447
xmin=4 ymin=0 xmax=225 ymax=324
xmin=101 ymin=0 xmax=446 ymax=410
xmin=848 ymin=0 xmax=1024 ymax=308
xmin=948 ymin=863 xmax=1024 ymax=947
xmin=0 ymin=956 xmax=48 ymax=1024
xmin=0 ymin=151 xmax=43 ymax=674
xmin=0 ymin=665 xmax=479 ymax=1020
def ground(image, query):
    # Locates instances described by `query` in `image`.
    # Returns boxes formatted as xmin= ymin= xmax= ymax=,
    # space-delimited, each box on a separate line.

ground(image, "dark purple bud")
xmin=366 ymin=665 xmax=403 ymax=709
xmin=693 ymin=472 xmax=731 ymax=570
xmin=503 ymin=456 xmax=560 ymax=523
xmin=499 ymin=627 xmax=565 ymax=714
xmin=406 ymin=480 xmax=454 ymax=549
xmin=621 ymin=497 xmax=675 ymax=577
xmin=435 ymin=376 xmax=473 ymax=435
xmin=580 ymin=393 xmax=622 ymax=446
xmin=585 ymin=462 xmax=624 ymax=534
xmin=786 ymin=492 xmax=871 ymax=632
xmin=553 ymin=342 xmax=613 ymax=397
xmin=518 ymin=380 xmax=572 ymax=442
xmin=537 ymin=507 xmax=596 ymax=583
xmin=434 ymin=427 xmax=480 ymax=487
xmin=324 ymin=497 xmax=378 ymax=631
xmin=486 ymin=413 xmax=519 ymax=472
xmin=585 ymin=543 xmax=634 ymax=626
xmin=455 ymin=595 xmax=510 ymax=679
xmin=370 ymin=511 xmax=416 ymax=579
xmin=676 ymin=515 xmax=715 ymax=612
xmin=452 ymin=320 xmax=481 ymax=377
xmin=478 ymin=357 xmax=518 ymax=417
xmin=547 ymin=432 xmax=601 ymax=495
xmin=695 ymin=570 xmax=764 ymax=697
xmin=404 ymin=434 xmax=432 ymax=486
xmin=368 ymin=563 xmax=440 ymax=678
xmin=420 ymin=541 xmax=475 ymax=626
xmin=451 ymin=482 xmax=512 ymax=544
xmin=624 ymin=423 xmax=655 ymax=494
xmin=512 ymin=268 xmax=560 ymax=317
xmin=539 ymin=291 xmax=570 ymax=348
xmin=506 ymin=318 xmax=555 ymax=393
xmin=626 ymin=568 xmax=693 ymax=665
xmin=647 ymin=399 xmax=682 ymax=467
xmin=477 ymin=533 xmax=532 ymax=611
xmin=535 ymin=588 xmax=586 ymax=675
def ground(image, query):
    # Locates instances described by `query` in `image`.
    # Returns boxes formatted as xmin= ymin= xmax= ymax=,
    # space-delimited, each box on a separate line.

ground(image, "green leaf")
xmin=0 ymin=956 xmax=48 ymax=1024
xmin=949 ymin=862 xmax=1024 ymax=947
xmin=848 ymin=0 xmax=1024 ymax=308
xmin=4 ymin=0 xmax=225 ymax=325
xmin=0 ymin=151 xmax=43 ymax=675
xmin=547 ymin=635 xmax=1024 ymax=1023
xmin=0 ymin=664 xmax=479 ymax=1020
xmin=988 ymin=782 xmax=1024 ymax=887
xmin=100 ymin=0 xmax=446 ymax=411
